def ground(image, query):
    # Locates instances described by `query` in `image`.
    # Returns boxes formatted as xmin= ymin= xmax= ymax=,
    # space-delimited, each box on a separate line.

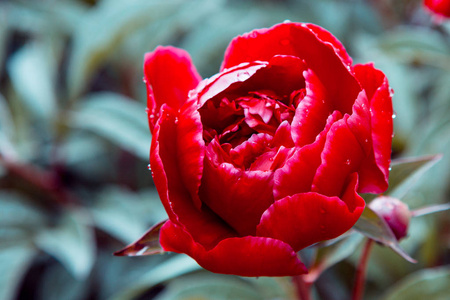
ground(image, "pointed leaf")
xmin=411 ymin=203 xmax=450 ymax=217
xmin=386 ymin=154 xmax=442 ymax=198
xmin=353 ymin=207 xmax=416 ymax=263
xmin=114 ymin=220 xmax=166 ymax=256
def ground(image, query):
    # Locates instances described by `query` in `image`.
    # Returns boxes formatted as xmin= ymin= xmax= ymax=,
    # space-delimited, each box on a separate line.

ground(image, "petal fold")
xmin=257 ymin=173 xmax=365 ymax=251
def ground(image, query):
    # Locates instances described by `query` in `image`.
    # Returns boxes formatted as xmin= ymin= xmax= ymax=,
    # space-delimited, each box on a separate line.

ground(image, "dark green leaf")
xmin=111 ymin=255 xmax=201 ymax=300
xmin=383 ymin=266 xmax=450 ymax=300
xmin=35 ymin=209 xmax=96 ymax=279
xmin=353 ymin=207 xmax=416 ymax=263
xmin=91 ymin=187 xmax=165 ymax=244
xmin=6 ymin=42 xmax=57 ymax=120
xmin=67 ymin=0 xmax=184 ymax=98
xmin=68 ymin=92 xmax=150 ymax=159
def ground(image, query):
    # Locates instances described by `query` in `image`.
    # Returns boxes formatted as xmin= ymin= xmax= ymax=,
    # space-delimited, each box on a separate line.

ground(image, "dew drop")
xmin=149 ymin=114 xmax=155 ymax=119
xmin=392 ymin=111 xmax=397 ymax=119
xmin=283 ymin=19 xmax=291 ymax=23
xmin=364 ymin=138 xmax=369 ymax=143
xmin=345 ymin=159 xmax=351 ymax=166
xmin=147 ymin=164 xmax=151 ymax=171
xmin=388 ymin=167 xmax=392 ymax=171
xmin=174 ymin=117 xmax=179 ymax=124
xmin=269 ymin=157 xmax=274 ymax=161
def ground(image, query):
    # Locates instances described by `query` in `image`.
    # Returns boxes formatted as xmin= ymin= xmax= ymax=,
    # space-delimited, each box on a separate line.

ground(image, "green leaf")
xmin=67 ymin=0 xmax=183 ymax=98
xmin=112 ymin=255 xmax=201 ymax=300
xmin=155 ymin=274 xmax=263 ymax=300
xmin=386 ymin=154 xmax=442 ymax=199
xmin=0 ymin=191 xmax=46 ymax=245
xmin=6 ymin=41 xmax=56 ymax=120
xmin=35 ymin=209 xmax=96 ymax=279
xmin=91 ymin=187 xmax=165 ymax=244
xmin=68 ymin=92 xmax=150 ymax=159
xmin=313 ymin=232 xmax=364 ymax=274
xmin=353 ymin=207 xmax=416 ymax=263
xmin=383 ymin=266 xmax=450 ymax=300
xmin=0 ymin=244 xmax=36 ymax=300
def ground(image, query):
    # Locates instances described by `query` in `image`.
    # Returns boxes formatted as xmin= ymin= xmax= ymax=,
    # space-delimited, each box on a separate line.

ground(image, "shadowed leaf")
xmin=353 ymin=207 xmax=416 ymax=263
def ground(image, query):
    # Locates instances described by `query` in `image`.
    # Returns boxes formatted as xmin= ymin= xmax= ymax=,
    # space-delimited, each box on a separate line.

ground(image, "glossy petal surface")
xmin=160 ymin=220 xmax=307 ymax=276
xmin=144 ymin=46 xmax=201 ymax=131
xmin=258 ymin=173 xmax=365 ymax=251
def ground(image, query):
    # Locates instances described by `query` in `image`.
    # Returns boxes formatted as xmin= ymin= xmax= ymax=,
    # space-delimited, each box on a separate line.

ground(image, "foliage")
xmin=0 ymin=0 xmax=449 ymax=299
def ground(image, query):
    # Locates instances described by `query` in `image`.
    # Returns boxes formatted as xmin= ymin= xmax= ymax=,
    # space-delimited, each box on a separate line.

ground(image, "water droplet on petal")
xmin=392 ymin=111 xmax=397 ymax=119
xmin=283 ymin=19 xmax=291 ymax=23
xmin=147 ymin=164 xmax=151 ymax=171
xmin=364 ymin=138 xmax=369 ymax=143
xmin=345 ymin=159 xmax=351 ymax=166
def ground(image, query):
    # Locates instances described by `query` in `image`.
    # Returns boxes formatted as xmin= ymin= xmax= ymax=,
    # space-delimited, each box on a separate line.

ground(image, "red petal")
xmin=150 ymin=104 xmax=235 ymax=249
xmin=302 ymin=23 xmax=353 ymax=66
xmin=221 ymin=23 xmax=360 ymax=113
xmin=177 ymin=101 xmax=205 ymax=209
xmin=354 ymin=64 xmax=393 ymax=193
xmin=160 ymin=220 xmax=307 ymax=276
xmin=291 ymin=68 xmax=332 ymax=146
xmin=274 ymin=111 xmax=342 ymax=200
xmin=257 ymin=173 xmax=365 ymax=251
xmin=200 ymin=148 xmax=274 ymax=235
xmin=144 ymin=46 xmax=201 ymax=132
xmin=311 ymin=116 xmax=365 ymax=197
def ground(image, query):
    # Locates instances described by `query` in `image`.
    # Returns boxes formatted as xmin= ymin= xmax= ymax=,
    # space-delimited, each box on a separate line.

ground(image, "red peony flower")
xmin=143 ymin=22 xmax=393 ymax=276
xmin=424 ymin=0 xmax=450 ymax=18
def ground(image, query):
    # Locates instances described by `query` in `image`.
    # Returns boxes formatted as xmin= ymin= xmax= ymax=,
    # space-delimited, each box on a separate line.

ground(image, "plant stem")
xmin=293 ymin=274 xmax=312 ymax=300
xmin=351 ymin=239 xmax=374 ymax=300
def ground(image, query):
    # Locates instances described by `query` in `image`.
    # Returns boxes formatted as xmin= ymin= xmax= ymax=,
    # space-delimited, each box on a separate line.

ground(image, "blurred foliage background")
xmin=0 ymin=0 xmax=449 ymax=299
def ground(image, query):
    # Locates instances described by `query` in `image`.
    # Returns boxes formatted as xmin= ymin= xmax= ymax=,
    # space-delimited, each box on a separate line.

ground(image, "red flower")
xmin=424 ymin=0 xmax=450 ymax=18
xmin=144 ymin=22 xmax=393 ymax=276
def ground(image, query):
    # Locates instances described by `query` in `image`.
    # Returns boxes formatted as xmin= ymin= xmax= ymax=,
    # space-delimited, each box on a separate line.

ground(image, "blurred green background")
xmin=0 ymin=0 xmax=449 ymax=299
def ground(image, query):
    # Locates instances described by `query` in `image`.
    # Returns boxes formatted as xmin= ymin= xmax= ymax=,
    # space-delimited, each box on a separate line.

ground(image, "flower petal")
xmin=311 ymin=116 xmax=365 ymax=197
xmin=353 ymin=63 xmax=393 ymax=193
xmin=150 ymin=104 xmax=235 ymax=249
xmin=144 ymin=46 xmax=201 ymax=132
xmin=257 ymin=173 xmax=365 ymax=251
xmin=160 ymin=220 xmax=307 ymax=276
xmin=291 ymin=68 xmax=332 ymax=146
xmin=274 ymin=111 xmax=342 ymax=200
xmin=200 ymin=148 xmax=274 ymax=235
xmin=221 ymin=23 xmax=360 ymax=113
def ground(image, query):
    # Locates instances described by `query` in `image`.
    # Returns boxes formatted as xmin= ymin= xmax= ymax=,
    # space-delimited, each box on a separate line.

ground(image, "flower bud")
xmin=369 ymin=196 xmax=412 ymax=240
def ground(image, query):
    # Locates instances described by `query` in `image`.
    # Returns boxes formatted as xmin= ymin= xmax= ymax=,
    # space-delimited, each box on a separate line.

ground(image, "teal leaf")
xmin=385 ymin=154 xmax=442 ymax=199
xmin=67 ymin=0 xmax=184 ymax=98
xmin=68 ymin=92 xmax=150 ymax=159
xmin=0 ymin=244 xmax=36 ymax=300
xmin=35 ymin=209 xmax=96 ymax=279
xmin=112 ymin=255 xmax=201 ymax=300
xmin=6 ymin=42 xmax=56 ymax=120
xmin=383 ymin=266 xmax=450 ymax=300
